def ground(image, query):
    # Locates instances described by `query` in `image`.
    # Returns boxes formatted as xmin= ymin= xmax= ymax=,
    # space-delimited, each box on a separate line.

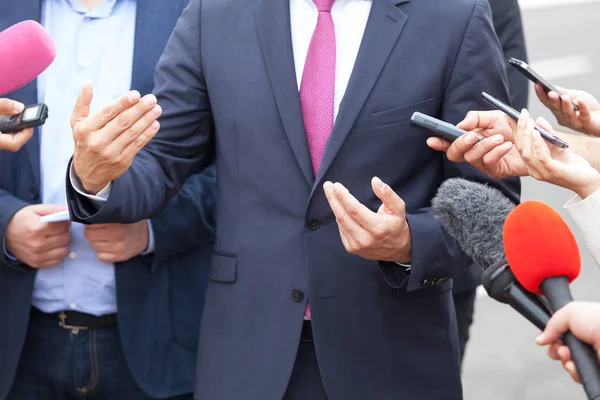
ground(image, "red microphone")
xmin=0 ymin=20 xmax=56 ymax=95
xmin=504 ymin=200 xmax=600 ymax=400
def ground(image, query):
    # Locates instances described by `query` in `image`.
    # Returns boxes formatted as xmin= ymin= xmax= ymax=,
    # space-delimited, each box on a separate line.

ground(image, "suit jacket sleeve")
xmin=379 ymin=0 xmax=521 ymax=292
xmin=147 ymin=164 xmax=216 ymax=271
xmin=489 ymin=0 xmax=529 ymax=110
xmin=67 ymin=0 xmax=214 ymax=225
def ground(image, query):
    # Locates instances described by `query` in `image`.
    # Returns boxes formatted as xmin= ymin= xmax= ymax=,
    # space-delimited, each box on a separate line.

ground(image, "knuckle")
xmin=102 ymin=105 xmax=115 ymax=119
xmin=116 ymin=115 xmax=129 ymax=128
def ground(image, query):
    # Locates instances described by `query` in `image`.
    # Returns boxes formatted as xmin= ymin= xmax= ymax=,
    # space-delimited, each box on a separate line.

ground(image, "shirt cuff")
xmin=395 ymin=262 xmax=411 ymax=271
xmin=3 ymin=238 xmax=18 ymax=261
xmin=564 ymin=189 xmax=600 ymax=243
xmin=140 ymin=220 xmax=155 ymax=255
xmin=69 ymin=164 xmax=112 ymax=202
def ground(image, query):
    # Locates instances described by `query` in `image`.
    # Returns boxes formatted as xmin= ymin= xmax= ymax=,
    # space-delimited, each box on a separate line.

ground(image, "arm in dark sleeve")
xmin=380 ymin=0 xmax=521 ymax=291
xmin=67 ymin=0 xmax=215 ymax=224
xmin=147 ymin=164 xmax=216 ymax=271
xmin=488 ymin=0 xmax=529 ymax=110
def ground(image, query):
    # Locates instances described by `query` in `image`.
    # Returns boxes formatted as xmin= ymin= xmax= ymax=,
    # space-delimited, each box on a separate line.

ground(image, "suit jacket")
xmin=68 ymin=0 xmax=521 ymax=398
xmin=0 ymin=1 xmax=215 ymax=398
xmin=453 ymin=0 xmax=529 ymax=294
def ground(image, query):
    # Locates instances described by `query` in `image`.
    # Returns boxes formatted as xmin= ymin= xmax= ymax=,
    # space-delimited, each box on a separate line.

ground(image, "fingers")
xmin=43 ymin=221 xmax=71 ymax=237
xmin=323 ymin=181 xmax=365 ymax=245
xmin=445 ymin=132 xmax=480 ymax=162
xmin=514 ymin=109 xmax=531 ymax=155
xmin=560 ymin=94 xmax=579 ymax=127
xmin=371 ymin=177 xmax=405 ymax=215
xmin=535 ymin=84 xmax=553 ymax=108
xmin=456 ymin=110 xmax=500 ymax=132
xmin=538 ymin=304 xmax=576 ymax=346
xmin=70 ymin=81 xmax=94 ymax=129
xmin=109 ymin=104 xmax=161 ymax=153
xmin=75 ymin=89 xmax=142 ymax=137
xmin=42 ymin=233 xmax=71 ymax=249
xmin=459 ymin=134 xmax=505 ymax=167
xmin=0 ymin=128 xmax=34 ymax=152
xmin=576 ymin=99 xmax=592 ymax=127
xmin=33 ymin=204 xmax=68 ymax=216
xmin=0 ymin=99 xmax=25 ymax=115
xmin=426 ymin=137 xmax=450 ymax=152
xmin=329 ymin=182 xmax=377 ymax=231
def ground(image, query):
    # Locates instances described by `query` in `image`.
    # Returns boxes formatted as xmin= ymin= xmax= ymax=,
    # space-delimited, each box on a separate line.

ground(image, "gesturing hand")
xmin=5 ymin=204 xmax=71 ymax=268
xmin=323 ymin=177 xmax=412 ymax=263
xmin=71 ymin=82 xmax=162 ymax=194
xmin=84 ymin=221 xmax=150 ymax=263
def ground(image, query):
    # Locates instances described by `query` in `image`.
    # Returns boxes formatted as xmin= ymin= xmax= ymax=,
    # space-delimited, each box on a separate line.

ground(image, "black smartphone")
xmin=0 ymin=103 xmax=48 ymax=133
xmin=508 ymin=58 xmax=579 ymax=111
xmin=481 ymin=92 xmax=569 ymax=149
xmin=410 ymin=112 xmax=481 ymax=143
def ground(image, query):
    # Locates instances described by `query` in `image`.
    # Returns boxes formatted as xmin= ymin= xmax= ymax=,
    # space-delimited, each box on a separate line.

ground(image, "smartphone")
xmin=0 ymin=103 xmax=48 ymax=133
xmin=481 ymin=92 xmax=569 ymax=149
xmin=508 ymin=58 xmax=579 ymax=111
xmin=410 ymin=112 xmax=481 ymax=143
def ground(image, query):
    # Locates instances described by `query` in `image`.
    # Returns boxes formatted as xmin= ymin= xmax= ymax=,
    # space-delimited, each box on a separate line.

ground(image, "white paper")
xmin=39 ymin=210 xmax=71 ymax=224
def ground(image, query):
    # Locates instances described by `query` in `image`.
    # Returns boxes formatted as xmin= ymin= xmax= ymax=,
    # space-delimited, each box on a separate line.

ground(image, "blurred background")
xmin=462 ymin=0 xmax=600 ymax=398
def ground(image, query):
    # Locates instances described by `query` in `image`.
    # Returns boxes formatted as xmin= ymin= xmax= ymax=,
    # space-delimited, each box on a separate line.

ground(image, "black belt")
xmin=31 ymin=307 xmax=118 ymax=330
xmin=301 ymin=320 xmax=314 ymax=342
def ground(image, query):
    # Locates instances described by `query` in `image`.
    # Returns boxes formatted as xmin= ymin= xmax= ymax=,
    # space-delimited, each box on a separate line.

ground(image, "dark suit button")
xmin=421 ymin=278 xmax=431 ymax=288
xmin=307 ymin=217 xmax=320 ymax=230
xmin=28 ymin=185 xmax=39 ymax=200
xmin=291 ymin=289 xmax=304 ymax=302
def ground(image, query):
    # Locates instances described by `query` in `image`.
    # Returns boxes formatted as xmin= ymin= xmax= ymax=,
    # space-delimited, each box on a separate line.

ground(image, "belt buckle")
xmin=58 ymin=311 xmax=88 ymax=331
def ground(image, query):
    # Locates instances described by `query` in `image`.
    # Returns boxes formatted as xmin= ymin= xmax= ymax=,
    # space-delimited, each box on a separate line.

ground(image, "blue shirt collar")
xmin=64 ymin=0 xmax=120 ymax=19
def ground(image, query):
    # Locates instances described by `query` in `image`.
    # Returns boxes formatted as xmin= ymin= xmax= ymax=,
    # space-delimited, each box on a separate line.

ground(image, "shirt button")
xmin=70 ymin=302 xmax=77 ymax=310
xmin=69 ymin=252 xmax=77 ymax=260
xmin=291 ymin=289 xmax=304 ymax=302
xmin=307 ymin=217 xmax=320 ymax=231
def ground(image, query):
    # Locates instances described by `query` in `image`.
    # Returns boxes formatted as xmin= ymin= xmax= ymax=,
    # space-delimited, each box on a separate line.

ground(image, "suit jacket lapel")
xmin=254 ymin=0 xmax=314 ymax=188
xmin=1 ymin=0 xmax=42 ymax=185
xmin=312 ymin=0 xmax=410 ymax=191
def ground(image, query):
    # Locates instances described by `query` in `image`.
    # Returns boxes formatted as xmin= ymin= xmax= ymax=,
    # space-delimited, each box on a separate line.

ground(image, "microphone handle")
xmin=541 ymin=277 xmax=600 ymax=400
xmin=506 ymin=283 xmax=551 ymax=331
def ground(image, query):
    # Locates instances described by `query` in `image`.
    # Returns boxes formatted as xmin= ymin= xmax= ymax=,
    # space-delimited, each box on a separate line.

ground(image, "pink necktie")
xmin=299 ymin=0 xmax=336 ymax=319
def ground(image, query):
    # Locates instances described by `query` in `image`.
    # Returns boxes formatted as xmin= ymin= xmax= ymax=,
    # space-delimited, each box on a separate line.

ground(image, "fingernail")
xmin=464 ymin=132 xmax=477 ymax=144
xmin=13 ymin=102 xmax=24 ymax=113
xmin=151 ymin=121 xmax=160 ymax=131
xmin=145 ymin=95 xmax=157 ymax=107
xmin=374 ymin=176 xmax=385 ymax=191
xmin=323 ymin=181 xmax=332 ymax=190
xmin=128 ymin=91 xmax=139 ymax=102
xmin=152 ymin=105 xmax=162 ymax=117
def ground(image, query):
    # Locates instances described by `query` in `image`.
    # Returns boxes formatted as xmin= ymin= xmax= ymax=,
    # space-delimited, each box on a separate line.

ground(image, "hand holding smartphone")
xmin=481 ymin=92 xmax=569 ymax=149
xmin=410 ymin=112 xmax=481 ymax=143
xmin=509 ymin=58 xmax=579 ymax=112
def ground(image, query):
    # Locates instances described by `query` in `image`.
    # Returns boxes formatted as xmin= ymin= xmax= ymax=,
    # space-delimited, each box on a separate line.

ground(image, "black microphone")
xmin=431 ymin=178 xmax=551 ymax=329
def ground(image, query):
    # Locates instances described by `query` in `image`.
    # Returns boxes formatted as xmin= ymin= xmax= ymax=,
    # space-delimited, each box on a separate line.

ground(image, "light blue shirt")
xmin=28 ymin=0 xmax=151 ymax=316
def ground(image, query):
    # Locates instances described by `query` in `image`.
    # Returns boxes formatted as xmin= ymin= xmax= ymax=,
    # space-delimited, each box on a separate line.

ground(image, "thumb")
xmin=536 ymin=306 xmax=571 ymax=346
xmin=371 ymin=177 xmax=405 ymax=215
xmin=32 ymin=204 xmax=69 ymax=216
xmin=70 ymin=81 xmax=93 ymax=130
xmin=0 ymin=98 xmax=25 ymax=115
xmin=535 ymin=116 xmax=554 ymax=132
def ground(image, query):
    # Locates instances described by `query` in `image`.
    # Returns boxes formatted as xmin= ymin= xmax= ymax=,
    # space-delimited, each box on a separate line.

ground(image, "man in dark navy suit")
xmin=66 ymin=0 xmax=521 ymax=398
xmin=0 ymin=0 xmax=215 ymax=399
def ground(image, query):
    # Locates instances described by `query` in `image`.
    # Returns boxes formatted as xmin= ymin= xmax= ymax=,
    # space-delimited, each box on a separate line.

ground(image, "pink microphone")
xmin=0 ymin=20 xmax=56 ymax=96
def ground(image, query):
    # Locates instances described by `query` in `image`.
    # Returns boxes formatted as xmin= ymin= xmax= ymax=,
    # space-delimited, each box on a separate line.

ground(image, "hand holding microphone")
xmin=537 ymin=302 xmax=600 ymax=384
xmin=0 ymin=99 xmax=33 ymax=152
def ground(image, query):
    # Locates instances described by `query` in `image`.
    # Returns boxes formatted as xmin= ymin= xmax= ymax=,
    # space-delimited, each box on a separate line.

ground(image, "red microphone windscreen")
xmin=502 ymin=200 xmax=581 ymax=294
xmin=0 ymin=20 xmax=56 ymax=95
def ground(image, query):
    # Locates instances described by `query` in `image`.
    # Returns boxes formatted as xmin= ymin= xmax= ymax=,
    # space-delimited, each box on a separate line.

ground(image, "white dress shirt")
xmin=565 ymin=190 xmax=600 ymax=268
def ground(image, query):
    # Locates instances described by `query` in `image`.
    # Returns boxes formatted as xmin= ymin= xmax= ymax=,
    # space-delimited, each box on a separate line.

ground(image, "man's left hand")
xmin=323 ymin=177 xmax=412 ymax=263
xmin=85 ymin=221 xmax=150 ymax=263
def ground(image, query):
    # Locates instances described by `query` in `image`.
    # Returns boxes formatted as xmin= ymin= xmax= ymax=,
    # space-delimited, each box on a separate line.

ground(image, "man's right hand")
xmin=5 ymin=205 xmax=71 ymax=268
xmin=426 ymin=110 xmax=529 ymax=178
xmin=0 ymin=98 xmax=34 ymax=152
xmin=535 ymin=84 xmax=600 ymax=137
xmin=71 ymin=82 xmax=162 ymax=194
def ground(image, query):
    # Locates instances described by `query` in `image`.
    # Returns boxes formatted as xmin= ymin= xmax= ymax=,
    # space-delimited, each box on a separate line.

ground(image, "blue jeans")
xmin=7 ymin=309 xmax=194 ymax=400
